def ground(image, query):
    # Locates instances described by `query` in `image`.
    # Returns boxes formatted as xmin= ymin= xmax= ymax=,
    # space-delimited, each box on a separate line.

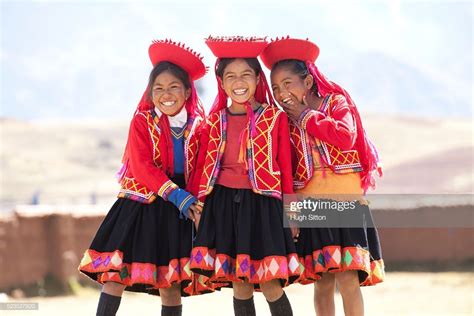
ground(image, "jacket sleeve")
xmin=298 ymin=94 xmax=357 ymax=150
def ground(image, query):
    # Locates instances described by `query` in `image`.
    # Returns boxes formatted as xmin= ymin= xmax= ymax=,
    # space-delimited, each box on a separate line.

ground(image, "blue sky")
xmin=1 ymin=0 xmax=472 ymax=120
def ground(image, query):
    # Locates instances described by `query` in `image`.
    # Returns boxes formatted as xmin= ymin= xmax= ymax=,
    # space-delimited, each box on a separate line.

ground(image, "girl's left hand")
xmin=189 ymin=203 xmax=203 ymax=229
xmin=189 ymin=202 xmax=203 ymax=214
xmin=191 ymin=209 xmax=201 ymax=230
xmin=187 ymin=209 xmax=196 ymax=222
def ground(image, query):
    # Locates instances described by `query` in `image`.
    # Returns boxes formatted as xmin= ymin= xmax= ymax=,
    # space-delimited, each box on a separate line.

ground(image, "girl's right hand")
xmin=286 ymin=210 xmax=300 ymax=242
xmin=290 ymin=226 xmax=300 ymax=242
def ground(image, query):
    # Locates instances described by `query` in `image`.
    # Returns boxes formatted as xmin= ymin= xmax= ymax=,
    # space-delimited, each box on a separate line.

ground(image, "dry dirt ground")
xmin=1 ymin=114 xmax=472 ymax=210
xmin=2 ymin=272 xmax=473 ymax=316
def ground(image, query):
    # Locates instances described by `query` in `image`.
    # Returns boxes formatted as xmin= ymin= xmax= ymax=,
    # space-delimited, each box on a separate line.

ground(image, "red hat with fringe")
xmin=205 ymin=35 xmax=274 ymax=168
xmin=205 ymin=35 xmax=274 ymax=116
xmin=149 ymin=39 xmax=207 ymax=81
xmin=260 ymin=36 xmax=320 ymax=70
xmin=262 ymin=36 xmax=382 ymax=193
xmin=117 ymin=39 xmax=207 ymax=182
xmin=205 ymin=35 xmax=268 ymax=58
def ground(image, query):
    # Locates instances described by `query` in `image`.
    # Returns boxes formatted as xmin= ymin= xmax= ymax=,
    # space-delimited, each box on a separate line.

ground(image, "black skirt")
xmin=78 ymin=175 xmax=212 ymax=296
xmin=189 ymin=185 xmax=301 ymax=289
xmin=296 ymin=202 xmax=385 ymax=286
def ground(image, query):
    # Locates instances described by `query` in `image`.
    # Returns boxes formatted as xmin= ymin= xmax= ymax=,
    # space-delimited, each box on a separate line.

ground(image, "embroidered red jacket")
xmin=291 ymin=93 xmax=363 ymax=189
xmin=188 ymin=105 xmax=294 ymax=202
xmin=118 ymin=109 xmax=202 ymax=203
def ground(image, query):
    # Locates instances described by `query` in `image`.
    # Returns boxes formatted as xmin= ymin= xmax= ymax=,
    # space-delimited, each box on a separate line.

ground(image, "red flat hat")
xmin=260 ymin=36 xmax=320 ymax=70
xmin=205 ymin=36 xmax=268 ymax=58
xmin=148 ymin=39 xmax=207 ymax=81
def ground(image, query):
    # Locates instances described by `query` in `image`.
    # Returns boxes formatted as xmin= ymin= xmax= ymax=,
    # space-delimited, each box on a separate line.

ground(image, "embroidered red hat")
xmin=205 ymin=35 xmax=268 ymax=58
xmin=148 ymin=39 xmax=207 ymax=81
xmin=260 ymin=36 xmax=320 ymax=70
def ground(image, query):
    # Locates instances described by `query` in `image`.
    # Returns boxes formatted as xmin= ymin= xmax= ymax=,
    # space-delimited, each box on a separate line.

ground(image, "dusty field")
xmin=1 ymin=114 xmax=472 ymax=211
xmin=1 ymin=272 xmax=473 ymax=315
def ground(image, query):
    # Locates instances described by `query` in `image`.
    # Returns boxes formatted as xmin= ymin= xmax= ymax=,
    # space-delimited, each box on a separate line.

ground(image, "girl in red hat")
xmin=188 ymin=36 xmax=300 ymax=316
xmin=261 ymin=37 xmax=384 ymax=316
xmin=78 ymin=39 xmax=209 ymax=316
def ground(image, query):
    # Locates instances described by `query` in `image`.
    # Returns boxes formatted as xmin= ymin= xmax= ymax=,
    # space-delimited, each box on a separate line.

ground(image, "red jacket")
xmin=188 ymin=104 xmax=294 ymax=202
xmin=291 ymin=93 xmax=363 ymax=189
xmin=118 ymin=109 xmax=202 ymax=203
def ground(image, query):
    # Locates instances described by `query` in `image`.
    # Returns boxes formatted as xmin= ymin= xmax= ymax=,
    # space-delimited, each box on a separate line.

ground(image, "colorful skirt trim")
xmin=79 ymin=249 xmax=207 ymax=294
xmin=77 ymin=175 xmax=214 ymax=296
xmin=190 ymin=185 xmax=302 ymax=289
xmin=293 ymin=203 xmax=385 ymax=286
xmin=298 ymin=245 xmax=385 ymax=286
xmin=191 ymin=248 xmax=301 ymax=286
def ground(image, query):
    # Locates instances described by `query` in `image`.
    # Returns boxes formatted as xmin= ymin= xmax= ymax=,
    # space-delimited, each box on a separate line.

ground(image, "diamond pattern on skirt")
xmin=190 ymin=247 xmax=301 ymax=285
xmin=299 ymin=246 xmax=385 ymax=286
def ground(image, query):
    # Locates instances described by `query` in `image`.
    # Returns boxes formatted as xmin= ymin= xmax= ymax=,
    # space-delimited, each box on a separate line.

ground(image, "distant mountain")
xmin=1 ymin=51 xmax=471 ymax=120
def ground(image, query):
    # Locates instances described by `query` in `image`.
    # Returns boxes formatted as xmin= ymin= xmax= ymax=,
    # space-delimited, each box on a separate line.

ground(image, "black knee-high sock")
xmin=267 ymin=292 xmax=293 ymax=316
xmin=161 ymin=305 xmax=182 ymax=316
xmin=233 ymin=296 xmax=256 ymax=316
xmin=96 ymin=292 xmax=121 ymax=316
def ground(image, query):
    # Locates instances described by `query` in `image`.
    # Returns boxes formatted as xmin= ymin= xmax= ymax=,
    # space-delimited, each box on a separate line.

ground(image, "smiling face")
xmin=219 ymin=58 xmax=259 ymax=104
xmin=151 ymin=70 xmax=191 ymax=116
xmin=270 ymin=64 xmax=314 ymax=107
